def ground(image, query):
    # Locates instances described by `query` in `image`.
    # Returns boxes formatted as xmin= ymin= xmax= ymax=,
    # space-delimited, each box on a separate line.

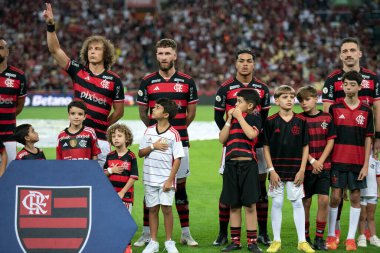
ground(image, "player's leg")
xmin=267 ymin=182 xmax=284 ymax=253
xmin=366 ymin=200 xmax=380 ymax=247
xmin=142 ymin=186 xmax=161 ymax=253
xmin=161 ymin=187 xmax=179 ymax=253
xmin=302 ymin=170 xmax=314 ymax=246
xmin=4 ymin=141 xmax=16 ymax=166
xmin=133 ymin=198 xmax=150 ymax=247
xmin=357 ymin=199 xmax=368 ymax=247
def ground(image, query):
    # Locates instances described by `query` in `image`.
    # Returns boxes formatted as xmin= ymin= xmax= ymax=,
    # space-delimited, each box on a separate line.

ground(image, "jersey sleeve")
xmin=302 ymin=119 xmax=309 ymax=146
xmin=188 ymin=78 xmax=198 ymax=104
xmin=66 ymin=59 xmax=82 ymax=80
xmin=136 ymin=79 xmax=149 ymax=106
xmin=214 ymin=86 xmax=227 ymax=111
xmin=19 ymin=73 xmax=27 ymax=97
xmin=91 ymin=134 xmax=101 ymax=157
xmin=373 ymin=74 xmax=380 ymax=101
xmin=172 ymin=137 xmax=185 ymax=160
xmin=366 ymin=108 xmax=374 ymax=137
xmin=113 ymin=77 xmax=125 ymax=102
xmin=41 ymin=150 xmax=46 ymax=160
xmin=327 ymin=114 xmax=337 ymax=140
xmin=246 ymin=114 xmax=261 ymax=134
xmin=129 ymin=154 xmax=139 ymax=180
xmin=322 ymin=77 xmax=335 ymax=103
xmin=56 ymin=135 xmax=62 ymax=160
xmin=261 ymin=85 xmax=271 ymax=110
xmin=139 ymin=129 xmax=150 ymax=149
xmin=263 ymin=119 xmax=272 ymax=146
xmin=103 ymin=154 xmax=110 ymax=170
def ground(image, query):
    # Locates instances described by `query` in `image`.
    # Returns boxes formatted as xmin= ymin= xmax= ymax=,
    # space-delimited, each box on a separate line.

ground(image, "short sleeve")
xmin=113 ymin=77 xmax=125 ymax=101
xmin=188 ymin=78 xmax=198 ymax=104
xmin=172 ymin=138 xmax=185 ymax=160
xmin=66 ymin=59 xmax=82 ymax=80
xmin=322 ymin=77 xmax=335 ymax=102
xmin=136 ymin=79 xmax=149 ymax=105
xmin=214 ymin=86 xmax=227 ymax=111
xmin=129 ymin=155 xmax=139 ymax=179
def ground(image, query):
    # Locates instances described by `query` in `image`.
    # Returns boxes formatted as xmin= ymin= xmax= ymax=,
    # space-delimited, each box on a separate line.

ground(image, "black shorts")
xmin=220 ymin=159 xmax=261 ymax=208
xmin=303 ymin=170 xmax=330 ymax=199
xmin=331 ymin=169 xmax=367 ymax=190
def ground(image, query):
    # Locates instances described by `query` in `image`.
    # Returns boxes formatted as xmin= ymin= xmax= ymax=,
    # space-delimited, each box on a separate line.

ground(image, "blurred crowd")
xmin=0 ymin=0 xmax=379 ymax=94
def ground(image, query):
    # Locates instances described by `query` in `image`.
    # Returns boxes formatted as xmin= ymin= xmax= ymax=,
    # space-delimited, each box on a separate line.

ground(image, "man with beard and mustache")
xmin=322 ymin=37 xmax=380 ymax=250
xmin=0 ymin=38 xmax=27 ymax=168
xmin=136 ymin=38 xmax=199 ymax=248
xmin=213 ymin=49 xmax=271 ymax=248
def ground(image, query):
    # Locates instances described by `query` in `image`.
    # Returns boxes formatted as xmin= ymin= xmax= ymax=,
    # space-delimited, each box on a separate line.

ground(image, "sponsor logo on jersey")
xmin=154 ymin=86 xmax=160 ymax=91
xmin=69 ymin=139 xmax=78 ymax=148
xmin=80 ymin=91 xmax=107 ymax=105
xmin=339 ymin=114 xmax=345 ymax=119
xmin=151 ymin=79 xmax=161 ymax=84
xmin=229 ymin=85 xmax=240 ymax=90
xmin=0 ymin=96 xmax=14 ymax=104
xmin=102 ymin=75 xmax=113 ymax=80
xmin=5 ymin=72 xmax=16 ymax=78
xmin=174 ymin=78 xmax=184 ymax=83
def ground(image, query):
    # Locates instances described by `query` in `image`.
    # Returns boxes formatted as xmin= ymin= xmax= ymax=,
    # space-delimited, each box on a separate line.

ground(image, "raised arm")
xmin=43 ymin=3 xmax=70 ymax=69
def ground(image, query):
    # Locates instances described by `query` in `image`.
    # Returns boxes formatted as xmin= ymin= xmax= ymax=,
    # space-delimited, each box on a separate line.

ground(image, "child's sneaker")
xmin=357 ymin=234 xmax=367 ymax=247
xmin=247 ymin=243 xmax=263 ymax=253
xmin=369 ymin=235 xmax=380 ymax=247
xmin=142 ymin=240 xmax=159 ymax=253
xmin=267 ymin=241 xmax=281 ymax=253
xmin=134 ymin=233 xmax=151 ymax=247
xmin=221 ymin=242 xmax=242 ymax=252
xmin=297 ymin=241 xmax=315 ymax=253
xmin=164 ymin=240 xmax=179 ymax=253
xmin=326 ymin=236 xmax=337 ymax=250
xmin=180 ymin=232 xmax=198 ymax=246
xmin=345 ymin=239 xmax=357 ymax=251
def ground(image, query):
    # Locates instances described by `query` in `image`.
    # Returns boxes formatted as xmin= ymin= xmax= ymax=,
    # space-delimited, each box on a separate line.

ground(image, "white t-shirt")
xmin=139 ymin=124 xmax=184 ymax=187
xmin=361 ymin=155 xmax=380 ymax=197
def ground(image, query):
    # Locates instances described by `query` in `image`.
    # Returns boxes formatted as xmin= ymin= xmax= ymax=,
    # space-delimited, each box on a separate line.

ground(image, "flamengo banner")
xmin=0 ymin=160 xmax=137 ymax=253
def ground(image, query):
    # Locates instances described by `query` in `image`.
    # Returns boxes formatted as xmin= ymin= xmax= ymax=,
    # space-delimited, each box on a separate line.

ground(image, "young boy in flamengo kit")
xmin=56 ymin=100 xmax=101 ymax=160
xmin=264 ymin=85 xmax=314 ymax=253
xmin=139 ymin=98 xmax=184 ymax=253
xmin=297 ymin=86 xmax=336 ymax=250
xmin=104 ymin=123 xmax=138 ymax=253
xmin=326 ymin=71 xmax=374 ymax=251
xmin=14 ymin=124 xmax=46 ymax=160
xmin=219 ymin=89 xmax=263 ymax=253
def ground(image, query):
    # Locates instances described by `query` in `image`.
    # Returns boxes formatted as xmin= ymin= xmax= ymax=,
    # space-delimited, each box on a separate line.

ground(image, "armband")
xmin=267 ymin=167 xmax=275 ymax=172
xmin=150 ymin=144 xmax=155 ymax=150
xmin=47 ymin=23 xmax=55 ymax=32
xmin=225 ymin=122 xmax=231 ymax=127
xmin=310 ymin=158 xmax=316 ymax=164
xmin=107 ymin=167 xmax=113 ymax=174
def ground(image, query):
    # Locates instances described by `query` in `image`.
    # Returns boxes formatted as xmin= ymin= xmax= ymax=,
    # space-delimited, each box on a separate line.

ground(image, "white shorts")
xmin=122 ymin=202 xmax=133 ymax=214
xmin=97 ymin=139 xmax=111 ymax=168
xmin=360 ymin=196 xmax=378 ymax=205
xmin=176 ymin=147 xmax=190 ymax=179
xmin=268 ymin=181 xmax=305 ymax=201
xmin=3 ymin=141 xmax=16 ymax=167
xmin=256 ymin=148 xmax=268 ymax=174
xmin=144 ymin=185 xmax=175 ymax=208
xmin=219 ymin=147 xmax=226 ymax=175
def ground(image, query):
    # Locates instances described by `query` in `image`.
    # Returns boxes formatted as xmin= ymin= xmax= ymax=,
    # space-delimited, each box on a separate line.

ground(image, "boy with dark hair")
xmin=139 ymin=97 xmax=184 ymax=253
xmin=14 ymin=124 xmax=46 ymax=160
xmin=219 ymin=89 xmax=262 ymax=253
xmin=264 ymin=85 xmax=314 ymax=253
xmin=327 ymin=70 xmax=373 ymax=251
xmin=56 ymin=100 xmax=101 ymax=160
xmin=297 ymin=86 xmax=336 ymax=250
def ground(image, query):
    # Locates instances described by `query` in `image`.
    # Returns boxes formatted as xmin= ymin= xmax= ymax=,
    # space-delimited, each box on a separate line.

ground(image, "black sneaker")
xmin=247 ymin=243 xmax=263 ymax=253
xmin=314 ymin=236 xmax=327 ymax=251
xmin=221 ymin=242 xmax=242 ymax=252
xmin=213 ymin=233 xmax=228 ymax=246
xmin=257 ymin=234 xmax=272 ymax=246
xmin=306 ymin=236 xmax=315 ymax=249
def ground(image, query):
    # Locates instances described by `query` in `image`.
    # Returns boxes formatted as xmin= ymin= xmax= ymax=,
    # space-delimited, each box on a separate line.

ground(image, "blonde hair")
xmin=107 ymin=124 xmax=133 ymax=147
xmin=274 ymin=85 xmax=295 ymax=99
xmin=80 ymin=35 xmax=116 ymax=70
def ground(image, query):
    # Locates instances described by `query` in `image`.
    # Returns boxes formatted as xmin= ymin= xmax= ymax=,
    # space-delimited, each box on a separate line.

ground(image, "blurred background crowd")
xmin=0 ymin=0 xmax=379 ymax=95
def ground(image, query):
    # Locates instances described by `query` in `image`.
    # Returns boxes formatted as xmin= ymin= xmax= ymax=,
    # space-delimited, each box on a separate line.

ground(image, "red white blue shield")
xmin=15 ymin=186 xmax=91 ymax=253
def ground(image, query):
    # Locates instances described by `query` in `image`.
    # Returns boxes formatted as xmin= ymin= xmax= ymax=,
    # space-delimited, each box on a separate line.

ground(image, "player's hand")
xmin=117 ymin=191 xmax=125 ymax=199
xmin=153 ymin=138 xmax=169 ymax=151
xmin=163 ymin=180 xmax=173 ymax=192
xmin=311 ymin=160 xmax=323 ymax=174
xmin=43 ymin=3 xmax=55 ymax=24
xmin=111 ymin=166 xmax=124 ymax=174
xmin=294 ymin=170 xmax=304 ymax=186
xmin=373 ymin=139 xmax=380 ymax=160
xmin=342 ymin=187 xmax=349 ymax=201
xmin=358 ymin=166 xmax=368 ymax=181
xmin=232 ymin=107 xmax=243 ymax=121
xmin=269 ymin=170 xmax=281 ymax=188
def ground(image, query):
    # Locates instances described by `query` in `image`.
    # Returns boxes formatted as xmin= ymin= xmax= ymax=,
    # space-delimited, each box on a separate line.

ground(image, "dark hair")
xmin=155 ymin=38 xmax=177 ymax=51
xmin=340 ymin=37 xmax=360 ymax=51
xmin=236 ymin=48 xmax=256 ymax=61
xmin=342 ymin=70 xmax=363 ymax=85
xmin=156 ymin=98 xmax=178 ymax=120
xmin=107 ymin=123 xmax=133 ymax=147
xmin=236 ymin=89 xmax=260 ymax=107
xmin=80 ymin=35 xmax=116 ymax=70
xmin=13 ymin=124 xmax=31 ymax=145
xmin=296 ymin=86 xmax=318 ymax=102
xmin=67 ymin=100 xmax=87 ymax=114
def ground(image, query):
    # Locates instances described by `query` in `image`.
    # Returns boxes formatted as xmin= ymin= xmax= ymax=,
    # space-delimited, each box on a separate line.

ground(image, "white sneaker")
xmin=370 ymin=235 xmax=380 ymax=247
xmin=142 ymin=240 xmax=159 ymax=253
xmin=165 ymin=240 xmax=179 ymax=253
xmin=180 ymin=233 xmax=198 ymax=246
xmin=357 ymin=234 xmax=367 ymax=247
xmin=134 ymin=233 xmax=151 ymax=247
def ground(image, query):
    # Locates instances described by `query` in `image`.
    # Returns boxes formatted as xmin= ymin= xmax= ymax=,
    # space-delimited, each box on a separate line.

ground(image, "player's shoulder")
xmin=253 ymin=77 xmax=269 ymax=88
xmin=127 ymin=149 xmax=137 ymax=159
xmin=220 ymin=78 xmax=235 ymax=88
xmin=360 ymin=67 xmax=377 ymax=77
xmin=360 ymin=102 xmax=372 ymax=111
xmin=176 ymin=71 xmax=193 ymax=80
xmin=16 ymin=149 xmax=28 ymax=159
xmin=327 ymin=69 xmax=343 ymax=79
xmin=106 ymin=69 xmax=121 ymax=79
xmin=142 ymin=72 xmax=159 ymax=81
xmin=9 ymin=65 xmax=25 ymax=75
xmin=295 ymin=113 xmax=306 ymax=121
xmin=83 ymin=126 xmax=97 ymax=136
xmin=267 ymin=112 xmax=279 ymax=121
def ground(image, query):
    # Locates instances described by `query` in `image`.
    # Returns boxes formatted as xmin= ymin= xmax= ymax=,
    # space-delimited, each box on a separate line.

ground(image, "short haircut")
xmin=236 ymin=89 xmax=260 ymax=107
xmin=13 ymin=124 xmax=31 ymax=145
xmin=80 ymin=35 xmax=116 ymax=70
xmin=274 ymin=85 xmax=295 ymax=99
xmin=155 ymin=38 xmax=177 ymax=51
xmin=67 ymin=100 xmax=87 ymax=114
xmin=340 ymin=37 xmax=360 ymax=50
xmin=296 ymin=86 xmax=318 ymax=102
xmin=156 ymin=98 xmax=178 ymax=120
xmin=342 ymin=70 xmax=363 ymax=85
xmin=236 ymin=48 xmax=256 ymax=61
xmin=107 ymin=123 xmax=133 ymax=147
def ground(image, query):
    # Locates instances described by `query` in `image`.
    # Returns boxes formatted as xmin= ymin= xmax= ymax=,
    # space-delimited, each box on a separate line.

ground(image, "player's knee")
xmin=291 ymin=198 xmax=303 ymax=209
xmin=272 ymin=197 xmax=284 ymax=209
xmin=175 ymin=185 xmax=188 ymax=204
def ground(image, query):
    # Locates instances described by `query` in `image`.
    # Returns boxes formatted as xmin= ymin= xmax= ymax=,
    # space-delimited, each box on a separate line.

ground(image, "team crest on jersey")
xmin=361 ymin=80 xmax=370 ymax=89
xmin=70 ymin=139 xmax=78 ymax=148
xmin=79 ymin=140 xmax=87 ymax=148
xmin=174 ymin=83 xmax=183 ymax=92
xmin=321 ymin=120 xmax=328 ymax=130
xmin=5 ymin=78 xmax=14 ymax=88
xmin=356 ymin=114 xmax=365 ymax=125
xmin=15 ymin=186 xmax=91 ymax=253
xmin=100 ymin=79 xmax=110 ymax=89
xmin=291 ymin=125 xmax=300 ymax=135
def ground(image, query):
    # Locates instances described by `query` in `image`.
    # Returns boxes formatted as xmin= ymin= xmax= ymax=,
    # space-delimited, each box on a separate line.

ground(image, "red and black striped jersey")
xmin=264 ymin=113 xmax=309 ymax=181
xmin=56 ymin=126 xmax=101 ymax=160
xmin=0 ymin=66 xmax=27 ymax=141
xmin=225 ymin=113 xmax=261 ymax=161
xmin=16 ymin=147 xmax=46 ymax=160
xmin=103 ymin=150 xmax=138 ymax=203
xmin=322 ymin=67 xmax=380 ymax=106
xmin=214 ymin=77 xmax=270 ymax=147
xmin=66 ymin=60 xmax=125 ymax=140
xmin=136 ymin=71 xmax=198 ymax=147
xmin=329 ymin=101 xmax=374 ymax=172
xmin=302 ymin=110 xmax=336 ymax=171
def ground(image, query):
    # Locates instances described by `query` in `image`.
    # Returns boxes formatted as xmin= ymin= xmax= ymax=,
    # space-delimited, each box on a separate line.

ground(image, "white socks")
xmin=328 ymin=207 xmax=338 ymax=237
xmin=271 ymin=196 xmax=284 ymax=241
xmin=292 ymin=198 xmax=306 ymax=242
xmin=143 ymin=226 xmax=150 ymax=235
xmin=347 ymin=207 xmax=361 ymax=239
